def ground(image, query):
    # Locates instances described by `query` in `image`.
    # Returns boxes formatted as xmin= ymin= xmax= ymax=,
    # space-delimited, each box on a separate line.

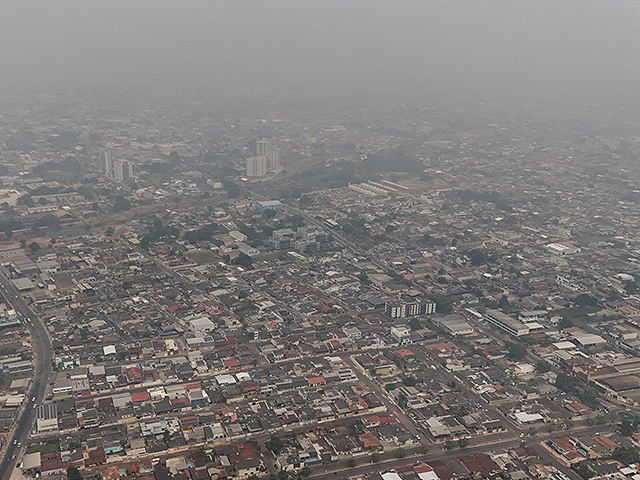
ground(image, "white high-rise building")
xmin=257 ymin=139 xmax=271 ymax=158
xmin=246 ymin=156 xmax=267 ymax=178
xmin=255 ymin=139 xmax=281 ymax=171
xmin=99 ymin=150 xmax=133 ymax=181
xmin=99 ymin=149 xmax=114 ymax=177
xmin=270 ymin=146 xmax=281 ymax=170
xmin=114 ymin=160 xmax=133 ymax=181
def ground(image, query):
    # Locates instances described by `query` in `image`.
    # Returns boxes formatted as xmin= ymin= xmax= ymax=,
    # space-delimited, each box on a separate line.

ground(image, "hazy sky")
xmin=2 ymin=1 xmax=640 ymax=101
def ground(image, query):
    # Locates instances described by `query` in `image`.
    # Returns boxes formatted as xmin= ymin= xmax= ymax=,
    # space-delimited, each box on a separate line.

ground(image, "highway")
xmin=0 ymin=269 xmax=54 ymax=480
xmin=306 ymin=423 xmax=610 ymax=480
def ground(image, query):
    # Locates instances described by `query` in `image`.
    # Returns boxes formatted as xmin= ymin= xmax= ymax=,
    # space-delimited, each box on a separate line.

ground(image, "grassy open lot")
xmin=27 ymin=441 xmax=59 ymax=454
xmin=185 ymin=250 xmax=219 ymax=265
xmin=555 ymin=305 xmax=602 ymax=327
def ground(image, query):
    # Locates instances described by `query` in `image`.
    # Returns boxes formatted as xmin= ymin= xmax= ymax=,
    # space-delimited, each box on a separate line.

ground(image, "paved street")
xmin=0 ymin=269 xmax=54 ymax=480
xmin=307 ymin=423 xmax=608 ymax=480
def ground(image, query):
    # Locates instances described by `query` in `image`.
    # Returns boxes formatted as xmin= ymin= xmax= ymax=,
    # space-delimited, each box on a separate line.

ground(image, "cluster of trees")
xmin=554 ymin=373 xmax=582 ymax=393
xmin=183 ymin=223 xmax=220 ymax=244
xmin=611 ymin=445 xmax=640 ymax=464
xmin=468 ymin=248 xmax=487 ymax=265
xmin=427 ymin=293 xmax=453 ymax=314
xmin=0 ymin=219 xmax=23 ymax=237
xmin=264 ymin=433 xmax=283 ymax=454
xmin=579 ymin=387 xmax=601 ymax=409
xmin=572 ymin=461 xmax=593 ymax=480
xmin=360 ymin=149 xmax=423 ymax=173
xmin=444 ymin=438 xmax=470 ymax=450
xmin=574 ymin=293 xmax=599 ymax=307
xmin=33 ymin=155 xmax=81 ymax=174
xmin=67 ymin=466 xmax=82 ymax=480
xmin=139 ymin=218 xmax=179 ymax=249
xmin=504 ymin=341 xmax=527 ymax=361
xmin=536 ymin=360 xmax=552 ymax=373
xmin=618 ymin=413 xmax=640 ymax=436
xmin=112 ymin=195 xmax=132 ymax=212
xmin=457 ymin=189 xmax=513 ymax=212
xmin=221 ymin=252 xmax=253 ymax=269
xmin=143 ymin=161 xmax=175 ymax=175
xmin=225 ymin=181 xmax=240 ymax=198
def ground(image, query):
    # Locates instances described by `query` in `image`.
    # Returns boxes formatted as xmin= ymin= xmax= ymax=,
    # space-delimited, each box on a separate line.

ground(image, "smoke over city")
xmin=1 ymin=1 xmax=640 ymax=101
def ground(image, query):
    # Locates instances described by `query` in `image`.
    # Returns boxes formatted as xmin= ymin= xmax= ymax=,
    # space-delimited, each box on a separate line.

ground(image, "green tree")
xmin=370 ymin=452 xmax=381 ymax=463
xmin=619 ymin=419 xmax=636 ymax=437
xmin=612 ymin=446 xmax=640 ymax=464
xmin=265 ymin=434 xmax=284 ymax=454
xmin=555 ymin=373 xmax=581 ymax=393
xmin=416 ymin=444 xmax=430 ymax=454
xmin=573 ymin=462 xmax=593 ymax=480
xmin=112 ymin=195 xmax=132 ymax=212
xmin=67 ymin=466 xmax=83 ymax=480
xmin=458 ymin=438 xmax=470 ymax=448
xmin=105 ymin=226 xmax=115 ymax=236
xmin=409 ymin=318 xmax=422 ymax=330
xmin=347 ymin=458 xmax=357 ymax=468
xmin=504 ymin=341 xmax=527 ymax=361
xmin=468 ymin=249 xmax=486 ymax=265
xmin=498 ymin=295 xmax=509 ymax=308
xmin=574 ymin=293 xmax=598 ymax=307
xmin=558 ymin=317 xmax=574 ymax=329
xmin=17 ymin=194 xmax=35 ymax=207
xmin=395 ymin=448 xmax=406 ymax=458
xmin=234 ymin=252 xmax=253 ymax=269
xmin=536 ymin=360 xmax=552 ymax=373
xmin=579 ymin=388 xmax=600 ymax=408
xmin=444 ymin=440 xmax=457 ymax=450
xmin=28 ymin=241 xmax=41 ymax=253
xmin=183 ymin=223 xmax=219 ymax=243
xmin=225 ymin=181 xmax=240 ymax=198
xmin=428 ymin=293 xmax=453 ymax=314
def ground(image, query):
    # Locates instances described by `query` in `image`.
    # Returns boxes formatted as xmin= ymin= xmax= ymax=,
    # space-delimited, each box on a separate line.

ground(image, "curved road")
xmin=0 ymin=269 xmax=54 ymax=480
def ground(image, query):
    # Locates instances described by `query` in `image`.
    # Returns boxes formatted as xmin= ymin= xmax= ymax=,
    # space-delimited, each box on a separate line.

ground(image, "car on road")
xmin=13 ymin=439 xmax=17 ymax=445
xmin=11 ymin=455 xmax=15 ymax=460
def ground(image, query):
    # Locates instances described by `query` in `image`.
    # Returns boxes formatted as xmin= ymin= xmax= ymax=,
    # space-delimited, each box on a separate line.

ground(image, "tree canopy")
xmin=555 ymin=373 xmax=581 ymax=392
xmin=504 ymin=341 xmax=527 ymax=361
xmin=265 ymin=434 xmax=284 ymax=454
xmin=468 ymin=248 xmax=487 ymax=265
xmin=67 ymin=466 xmax=83 ymax=480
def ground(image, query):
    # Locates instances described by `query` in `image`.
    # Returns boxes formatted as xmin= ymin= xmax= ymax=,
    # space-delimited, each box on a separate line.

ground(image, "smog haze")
xmin=1 ymin=1 xmax=640 ymax=102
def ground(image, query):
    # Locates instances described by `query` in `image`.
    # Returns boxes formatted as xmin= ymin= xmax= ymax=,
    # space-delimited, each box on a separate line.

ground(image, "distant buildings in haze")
xmin=246 ymin=138 xmax=282 ymax=178
xmin=99 ymin=149 xmax=134 ymax=182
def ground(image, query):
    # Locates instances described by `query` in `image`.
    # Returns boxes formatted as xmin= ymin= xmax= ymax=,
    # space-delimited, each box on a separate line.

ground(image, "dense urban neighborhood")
xmin=1 ymin=94 xmax=640 ymax=480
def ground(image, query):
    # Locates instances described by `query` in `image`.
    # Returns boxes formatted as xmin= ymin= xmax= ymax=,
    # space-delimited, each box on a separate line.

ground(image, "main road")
xmin=307 ymin=423 xmax=610 ymax=480
xmin=0 ymin=268 xmax=54 ymax=480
